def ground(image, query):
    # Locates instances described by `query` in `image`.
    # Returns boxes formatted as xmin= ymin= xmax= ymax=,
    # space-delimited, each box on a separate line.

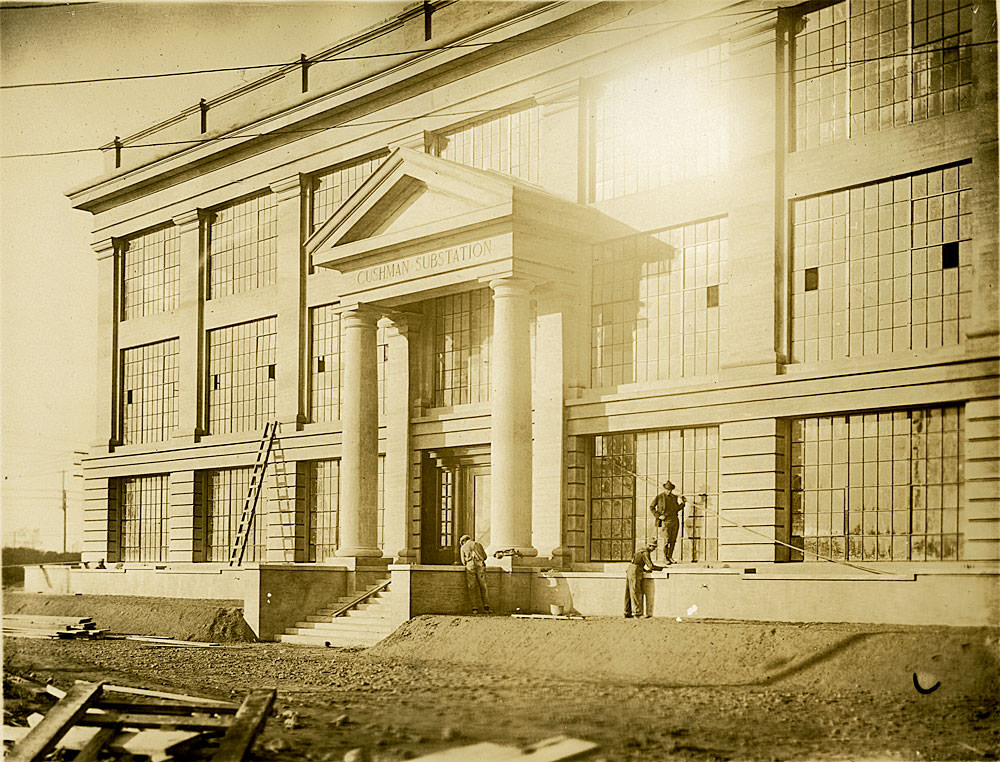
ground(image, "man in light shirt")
xmin=459 ymin=534 xmax=491 ymax=615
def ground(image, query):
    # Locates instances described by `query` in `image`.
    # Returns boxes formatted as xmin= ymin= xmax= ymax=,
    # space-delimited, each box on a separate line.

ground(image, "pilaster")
xmin=271 ymin=175 xmax=307 ymax=430
xmin=92 ymin=238 xmax=117 ymax=451
xmin=172 ymin=210 xmax=203 ymax=442
xmin=81 ymin=476 xmax=114 ymax=564
xmin=718 ymin=418 xmax=788 ymax=563
xmin=531 ymin=285 xmax=569 ymax=559
xmin=720 ymin=11 xmax=784 ymax=375
xmin=168 ymin=470 xmax=202 ymax=562
xmin=489 ymin=277 xmax=537 ymax=557
xmin=383 ymin=317 xmax=416 ymax=561
xmin=337 ymin=305 xmax=382 ymax=557
xmin=535 ymin=80 xmax=581 ymax=202
xmin=963 ymin=398 xmax=1000 ymax=561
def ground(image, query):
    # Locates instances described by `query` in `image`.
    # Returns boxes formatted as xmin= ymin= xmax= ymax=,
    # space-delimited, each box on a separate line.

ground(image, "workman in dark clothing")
xmin=459 ymin=534 xmax=491 ymax=614
xmin=624 ymin=539 xmax=663 ymax=618
xmin=649 ymin=480 xmax=686 ymax=564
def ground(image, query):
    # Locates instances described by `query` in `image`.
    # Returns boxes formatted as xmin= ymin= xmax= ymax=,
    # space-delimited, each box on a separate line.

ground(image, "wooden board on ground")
xmin=211 ymin=689 xmax=276 ymax=762
xmin=411 ymin=735 xmax=598 ymax=761
xmin=511 ymin=614 xmax=585 ymax=620
xmin=7 ymin=681 xmax=104 ymax=762
xmin=124 ymin=635 xmax=222 ymax=647
xmin=3 ymin=615 xmax=93 ymax=626
xmin=3 ymin=724 xmax=203 ymax=760
xmin=97 ymin=683 xmax=237 ymax=708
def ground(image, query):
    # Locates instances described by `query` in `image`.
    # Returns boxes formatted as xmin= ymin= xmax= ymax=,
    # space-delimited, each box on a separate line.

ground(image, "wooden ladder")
xmin=228 ymin=421 xmax=279 ymax=567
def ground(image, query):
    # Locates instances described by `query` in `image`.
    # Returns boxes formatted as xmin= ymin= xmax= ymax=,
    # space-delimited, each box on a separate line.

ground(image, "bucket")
xmin=549 ymin=604 xmax=564 ymax=616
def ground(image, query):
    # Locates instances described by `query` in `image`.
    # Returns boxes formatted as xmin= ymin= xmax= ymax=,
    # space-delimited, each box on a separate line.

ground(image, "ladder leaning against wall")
xmin=228 ymin=420 xmax=294 ymax=567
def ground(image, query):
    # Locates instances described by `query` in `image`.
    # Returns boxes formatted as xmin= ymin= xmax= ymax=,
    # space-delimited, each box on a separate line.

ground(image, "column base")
xmin=487 ymin=545 xmax=538 ymax=560
xmin=336 ymin=547 xmax=384 ymax=558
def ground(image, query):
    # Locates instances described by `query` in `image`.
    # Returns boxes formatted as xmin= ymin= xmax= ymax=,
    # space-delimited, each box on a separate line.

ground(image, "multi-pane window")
xmin=592 ymin=218 xmax=727 ymax=387
xmin=791 ymin=163 xmax=971 ymax=362
xmin=310 ymin=152 xmax=388 ymax=233
xmin=118 ymin=475 xmax=169 ymax=563
xmin=121 ymin=339 xmax=179 ymax=445
xmin=790 ymin=405 xmax=964 ymax=562
xmin=121 ymin=226 xmax=180 ymax=320
xmin=207 ymin=317 xmax=276 ymax=434
xmin=307 ymin=459 xmax=340 ymax=562
xmin=791 ymin=0 xmax=974 ymax=151
xmin=305 ymin=457 xmax=385 ymax=561
xmin=203 ymin=467 xmax=267 ymax=563
xmin=435 ymin=105 xmax=540 ymax=183
xmin=590 ymin=428 xmax=720 ymax=563
xmin=591 ymin=43 xmax=729 ymax=201
xmin=431 ymin=289 xmax=493 ymax=407
xmin=309 ymin=305 xmax=389 ymax=423
xmin=207 ymin=193 xmax=277 ymax=298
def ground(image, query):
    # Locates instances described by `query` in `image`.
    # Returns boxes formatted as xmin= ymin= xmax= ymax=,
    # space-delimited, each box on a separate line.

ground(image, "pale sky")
xmin=0 ymin=0 xmax=402 ymax=550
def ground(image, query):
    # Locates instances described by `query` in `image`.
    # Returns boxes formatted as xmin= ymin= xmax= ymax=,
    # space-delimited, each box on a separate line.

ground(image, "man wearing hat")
xmin=624 ymin=538 xmax=663 ymax=618
xmin=649 ymin=480 xmax=686 ymax=565
xmin=459 ymin=534 xmax=491 ymax=614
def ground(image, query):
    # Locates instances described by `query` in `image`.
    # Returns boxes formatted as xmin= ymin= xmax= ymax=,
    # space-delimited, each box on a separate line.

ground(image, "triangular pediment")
xmin=306 ymin=148 xmax=524 ymax=267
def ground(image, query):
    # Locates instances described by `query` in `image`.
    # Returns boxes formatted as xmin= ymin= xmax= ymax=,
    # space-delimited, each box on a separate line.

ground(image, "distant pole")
xmin=61 ymin=470 xmax=67 ymax=554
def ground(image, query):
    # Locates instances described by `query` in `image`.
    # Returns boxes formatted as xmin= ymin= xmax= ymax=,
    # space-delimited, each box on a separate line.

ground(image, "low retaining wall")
xmin=22 ymin=564 xmax=352 ymax=640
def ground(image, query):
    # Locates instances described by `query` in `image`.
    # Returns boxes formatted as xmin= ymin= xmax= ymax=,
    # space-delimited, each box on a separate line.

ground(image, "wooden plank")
xmin=7 ymin=681 xmax=104 ymax=762
xmin=410 ymin=742 xmax=520 ymax=761
xmin=3 ymin=615 xmax=93 ymax=625
xmin=98 ymin=683 xmax=237 ymax=708
xmin=125 ymin=636 xmax=221 ymax=647
xmin=518 ymin=735 xmax=599 ymax=761
xmin=210 ymin=689 xmax=275 ymax=762
xmin=72 ymin=725 xmax=118 ymax=762
xmin=94 ymin=700 xmax=238 ymax=715
xmin=77 ymin=712 xmax=230 ymax=730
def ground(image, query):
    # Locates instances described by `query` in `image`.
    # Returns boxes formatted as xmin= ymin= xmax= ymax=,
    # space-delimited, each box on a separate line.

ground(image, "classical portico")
xmin=305 ymin=148 xmax=620 ymax=563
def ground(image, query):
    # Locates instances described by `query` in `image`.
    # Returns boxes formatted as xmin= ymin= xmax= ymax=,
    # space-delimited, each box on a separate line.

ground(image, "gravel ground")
xmin=4 ymin=619 xmax=1000 ymax=761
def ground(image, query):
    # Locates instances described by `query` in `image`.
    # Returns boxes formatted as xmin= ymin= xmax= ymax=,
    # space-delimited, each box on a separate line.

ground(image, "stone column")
xmin=270 ymin=175 xmax=306 ymax=429
xmin=963 ymin=398 xmax=1000 ymax=561
xmin=382 ymin=317 xmax=415 ymax=561
xmin=81 ymin=476 xmax=114 ymax=564
xmin=337 ymin=306 xmax=382 ymax=557
xmin=171 ymin=210 xmax=203 ymax=442
xmin=489 ymin=277 xmax=536 ymax=557
xmin=92 ymin=238 xmax=117 ymax=450
xmin=535 ymin=80 xmax=581 ymax=201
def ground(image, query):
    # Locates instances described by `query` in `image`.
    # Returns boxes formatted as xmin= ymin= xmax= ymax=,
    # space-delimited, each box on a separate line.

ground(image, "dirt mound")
xmin=371 ymin=616 xmax=1000 ymax=699
xmin=3 ymin=593 xmax=256 ymax=642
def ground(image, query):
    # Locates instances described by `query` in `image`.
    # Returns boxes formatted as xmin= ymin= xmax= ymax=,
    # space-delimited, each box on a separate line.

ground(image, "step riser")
xmin=280 ymin=578 xmax=402 ymax=647
xmin=291 ymin=623 xmax=399 ymax=634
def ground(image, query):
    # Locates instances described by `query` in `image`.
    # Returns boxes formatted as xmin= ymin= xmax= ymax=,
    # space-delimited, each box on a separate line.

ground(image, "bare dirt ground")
xmin=4 ymin=616 xmax=1000 ymax=762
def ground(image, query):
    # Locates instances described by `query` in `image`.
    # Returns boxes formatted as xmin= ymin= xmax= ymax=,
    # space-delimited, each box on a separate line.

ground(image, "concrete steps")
xmin=277 ymin=580 xmax=407 ymax=647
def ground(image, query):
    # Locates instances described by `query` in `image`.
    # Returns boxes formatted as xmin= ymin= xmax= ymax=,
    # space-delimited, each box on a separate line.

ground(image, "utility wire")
xmin=0 ymin=9 xmax=779 ymax=90
xmin=3 ymin=39 xmax=994 ymax=161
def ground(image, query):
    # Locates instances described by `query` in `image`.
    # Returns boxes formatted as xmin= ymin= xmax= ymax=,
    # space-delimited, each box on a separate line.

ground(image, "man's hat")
xmin=459 ymin=534 xmax=471 ymax=544
xmin=663 ymin=481 xmax=675 ymax=490
xmin=646 ymin=538 xmax=658 ymax=547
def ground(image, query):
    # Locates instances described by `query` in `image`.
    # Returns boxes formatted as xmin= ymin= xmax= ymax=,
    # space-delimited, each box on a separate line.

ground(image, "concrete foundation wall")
xmin=530 ymin=566 xmax=1000 ymax=627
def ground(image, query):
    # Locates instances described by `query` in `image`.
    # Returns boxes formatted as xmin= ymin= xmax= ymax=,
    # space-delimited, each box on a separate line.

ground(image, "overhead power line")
xmin=1 ymin=40 xmax=993 ymax=161
xmin=0 ymin=10 xmax=775 ymax=90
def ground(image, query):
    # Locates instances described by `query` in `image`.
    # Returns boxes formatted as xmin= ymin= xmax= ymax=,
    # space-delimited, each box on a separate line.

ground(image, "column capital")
xmin=171 ymin=209 xmax=202 ymax=233
xmin=340 ymin=303 xmax=381 ymax=328
xmin=487 ymin=276 xmax=538 ymax=298
xmin=91 ymin=237 xmax=115 ymax=260
xmin=270 ymin=174 xmax=303 ymax=202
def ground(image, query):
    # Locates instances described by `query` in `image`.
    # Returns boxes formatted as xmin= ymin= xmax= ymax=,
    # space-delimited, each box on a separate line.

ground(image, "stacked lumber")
xmin=4 ymin=680 xmax=275 ymax=762
xmin=2 ymin=614 xmax=109 ymax=640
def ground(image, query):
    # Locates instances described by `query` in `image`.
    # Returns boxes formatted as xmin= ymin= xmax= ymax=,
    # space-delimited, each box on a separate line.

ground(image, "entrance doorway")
xmin=420 ymin=447 xmax=491 ymax=565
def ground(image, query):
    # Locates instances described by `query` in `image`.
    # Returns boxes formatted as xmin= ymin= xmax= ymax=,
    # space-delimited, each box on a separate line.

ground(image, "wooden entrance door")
xmin=420 ymin=451 xmax=490 ymax=565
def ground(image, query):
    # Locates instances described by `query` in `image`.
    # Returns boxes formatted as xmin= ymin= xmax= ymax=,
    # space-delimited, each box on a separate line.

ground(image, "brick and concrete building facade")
xmin=50 ymin=0 xmax=998 ymax=636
